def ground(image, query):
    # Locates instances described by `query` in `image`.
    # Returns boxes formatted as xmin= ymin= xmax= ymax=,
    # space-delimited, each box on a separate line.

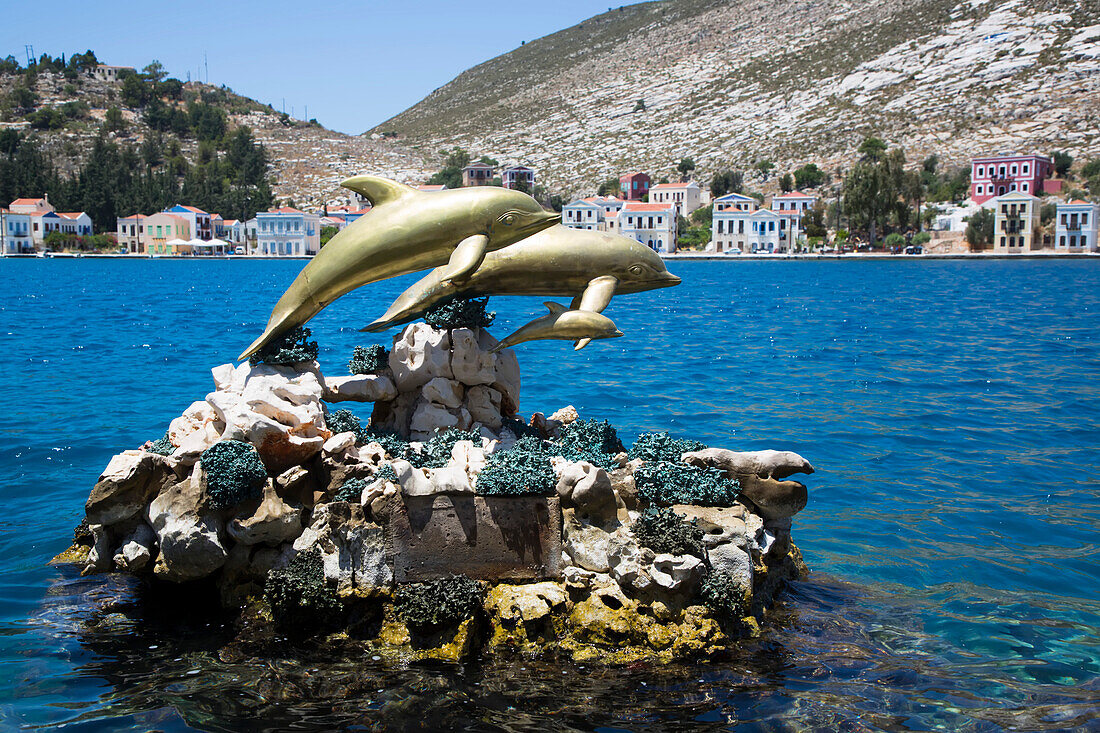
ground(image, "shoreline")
xmin=2 ymin=252 xmax=1099 ymax=262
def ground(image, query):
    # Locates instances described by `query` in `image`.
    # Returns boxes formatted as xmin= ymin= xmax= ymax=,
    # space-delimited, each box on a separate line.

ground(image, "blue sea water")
xmin=0 ymin=258 xmax=1099 ymax=731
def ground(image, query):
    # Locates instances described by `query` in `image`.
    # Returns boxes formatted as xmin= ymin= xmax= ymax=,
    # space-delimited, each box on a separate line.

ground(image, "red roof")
xmin=268 ymin=206 xmax=305 ymax=214
xmin=650 ymin=182 xmax=693 ymax=190
xmin=774 ymin=191 xmax=814 ymax=198
xmin=619 ymin=172 xmax=649 ymax=180
xmin=622 ymin=202 xmax=672 ymax=212
xmin=10 ymin=197 xmax=46 ymax=206
xmin=1067 ymin=199 xmax=1093 ymax=206
xmin=178 ymin=205 xmax=208 ymax=214
xmin=58 ymin=212 xmax=87 ymax=219
xmin=416 ymin=184 xmax=446 ymax=191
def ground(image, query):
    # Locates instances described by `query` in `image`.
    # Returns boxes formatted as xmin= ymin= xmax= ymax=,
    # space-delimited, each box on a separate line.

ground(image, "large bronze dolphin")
xmin=238 ymin=175 xmax=560 ymax=361
xmin=362 ymin=225 xmax=682 ymax=343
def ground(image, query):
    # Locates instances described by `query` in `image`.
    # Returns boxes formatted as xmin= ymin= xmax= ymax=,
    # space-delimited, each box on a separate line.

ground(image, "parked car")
xmin=234 ymin=246 xmax=246 ymax=255
xmin=904 ymin=245 xmax=924 ymax=255
xmin=725 ymin=247 xmax=742 ymax=255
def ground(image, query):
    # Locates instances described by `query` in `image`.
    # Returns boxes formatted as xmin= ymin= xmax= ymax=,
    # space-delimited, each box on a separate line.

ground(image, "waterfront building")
xmin=501 ymin=165 xmax=535 ymax=191
xmin=1 ymin=210 xmax=34 ymax=253
xmin=563 ymin=199 xmax=603 ymax=231
xmin=619 ymin=172 xmax=651 ymax=201
xmin=710 ymin=208 xmax=792 ymax=253
xmin=970 ymin=154 xmax=1053 ymax=204
xmin=8 ymin=197 xmax=54 ymax=215
xmin=116 ymin=214 xmax=146 ymax=252
xmin=92 ymin=64 xmax=135 ymax=82
xmin=255 ymin=207 xmax=321 ymax=256
xmin=164 ymin=204 xmax=213 ymax=240
xmin=34 ymin=211 xmax=93 ymax=243
xmin=770 ymin=191 xmax=817 ymax=216
xmin=143 ymin=213 xmax=192 ymax=254
xmin=649 ymin=181 xmax=703 ymax=219
xmin=1055 ymin=200 xmax=1098 ymax=252
xmin=924 ymin=201 xmax=983 ymax=232
xmin=221 ymin=219 xmax=246 ymax=244
xmin=991 ymin=191 xmax=1041 ymax=252
xmin=618 ymin=201 xmax=676 ymax=252
xmin=461 ymin=163 xmax=496 ymax=187
xmin=319 ymin=216 xmax=346 ymax=232
xmin=713 ymin=192 xmax=758 ymax=213
xmin=245 ymin=218 xmax=258 ymax=244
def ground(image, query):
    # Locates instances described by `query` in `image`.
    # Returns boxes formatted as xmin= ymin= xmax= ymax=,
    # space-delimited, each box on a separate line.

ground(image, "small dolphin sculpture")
xmin=489 ymin=302 xmax=623 ymax=352
xmin=363 ymin=225 xmax=681 ymax=348
xmin=238 ymin=175 xmax=560 ymax=361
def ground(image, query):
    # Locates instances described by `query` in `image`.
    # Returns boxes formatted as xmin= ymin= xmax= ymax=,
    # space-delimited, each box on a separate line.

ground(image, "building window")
xmin=977 ymin=166 xmax=985 ymax=177
xmin=1022 ymin=183 xmax=1028 ymax=192
xmin=1023 ymin=164 xmax=1029 ymax=174
xmin=1060 ymin=235 xmax=1066 ymax=247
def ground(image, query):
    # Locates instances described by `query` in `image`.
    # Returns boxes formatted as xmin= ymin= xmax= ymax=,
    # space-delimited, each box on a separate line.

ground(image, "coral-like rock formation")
xmin=59 ymin=321 xmax=815 ymax=665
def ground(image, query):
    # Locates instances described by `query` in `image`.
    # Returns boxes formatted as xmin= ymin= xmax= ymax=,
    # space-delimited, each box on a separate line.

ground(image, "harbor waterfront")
xmin=1 ymin=258 xmax=1099 ymax=729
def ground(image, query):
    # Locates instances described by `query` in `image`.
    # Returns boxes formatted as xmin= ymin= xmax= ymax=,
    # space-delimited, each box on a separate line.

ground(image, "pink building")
xmin=619 ymin=172 xmax=651 ymax=201
xmin=970 ymin=154 xmax=1053 ymax=204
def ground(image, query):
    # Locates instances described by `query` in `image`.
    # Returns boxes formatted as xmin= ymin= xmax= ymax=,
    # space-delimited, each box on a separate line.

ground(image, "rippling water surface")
xmin=1 ymin=259 xmax=1099 ymax=731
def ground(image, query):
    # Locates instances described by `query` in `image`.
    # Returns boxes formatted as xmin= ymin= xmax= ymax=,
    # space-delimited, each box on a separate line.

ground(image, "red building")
xmin=970 ymin=154 xmax=1053 ymax=204
xmin=619 ymin=171 xmax=651 ymax=201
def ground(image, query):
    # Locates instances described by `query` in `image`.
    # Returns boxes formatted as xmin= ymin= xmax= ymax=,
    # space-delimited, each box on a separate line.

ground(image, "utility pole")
xmin=204 ymin=52 xmax=209 ymax=84
xmin=25 ymin=45 xmax=34 ymax=66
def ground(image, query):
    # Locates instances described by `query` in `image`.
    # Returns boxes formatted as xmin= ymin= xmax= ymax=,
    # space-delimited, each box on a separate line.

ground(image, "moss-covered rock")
xmin=394 ymin=575 xmax=483 ymax=631
xmin=633 ymin=506 xmax=705 ymax=557
xmin=634 ymin=461 xmax=740 ymax=507
xmin=263 ymin=549 xmax=343 ymax=633
xmin=147 ymin=432 xmax=175 ymax=456
xmin=475 ymin=436 xmax=557 ymax=495
xmin=248 ymin=326 xmax=319 ymax=366
xmin=324 ymin=408 xmax=364 ymax=440
xmin=363 ymin=429 xmax=414 ymax=461
xmin=333 ymin=476 xmax=368 ymax=503
xmin=423 ymin=296 xmax=495 ymax=330
xmin=413 ymin=428 xmax=481 ymax=469
xmin=200 ymin=440 xmax=268 ymax=510
xmin=348 ymin=344 xmax=389 ymax=374
xmin=628 ymin=431 xmax=706 ymax=463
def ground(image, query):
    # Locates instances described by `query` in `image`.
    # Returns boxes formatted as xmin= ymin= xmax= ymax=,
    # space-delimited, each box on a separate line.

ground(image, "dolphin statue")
xmin=489 ymin=302 xmax=624 ymax=352
xmin=362 ymin=226 xmax=682 ymax=349
xmin=238 ymin=175 xmax=560 ymax=361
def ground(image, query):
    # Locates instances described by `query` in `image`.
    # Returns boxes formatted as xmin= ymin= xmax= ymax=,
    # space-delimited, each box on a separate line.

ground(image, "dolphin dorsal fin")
xmin=340 ymin=175 xmax=416 ymax=206
xmin=544 ymin=301 xmax=567 ymax=315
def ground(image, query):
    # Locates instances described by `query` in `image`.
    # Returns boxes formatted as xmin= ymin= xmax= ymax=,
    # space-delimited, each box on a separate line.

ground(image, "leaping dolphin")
xmin=362 ymin=225 xmax=682 ymax=347
xmin=489 ymin=302 xmax=624 ymax=352
xmin=238 ymin=175 xmax=560 ymax=361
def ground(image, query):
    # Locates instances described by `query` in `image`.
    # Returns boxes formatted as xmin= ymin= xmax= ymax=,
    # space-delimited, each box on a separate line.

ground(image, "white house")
xmin=770 ymin=191 xmax=817 ymax=216
xmin=710 ymin=208 xmax=792 ymax=253
xmin=34 ymin=211 xmax=93 ymax=243
xmin=924 ymin=200 xmax=984 ymax=232
xmin=245 ymin=217 xmax=258 ymax=244
xmin=562 ymin=196 xmax=625 ymax=232
xmin=1055 ymin=200 xmax=1098 ymax=252
xmin=713 ymin=192 xmax=758 ymax=213
xmin=255 ymin=207 xmax=321 ymax=256
xmin=649 ymin=181 xmax=703 ymax=219
xmin=8 ymin=197 xmax=54 ymax=215
xmin=1 ymin=210 xmax=33 ymax=253
xmin=618 ymin=202 xmax=677 ymax=253
xmin=93 ymin=64 xmax=135 ymax=82
xmin=116 ymin=214 xmax=146 ymax=252
xmin=164 ymin=204 xmax=213 ymax=240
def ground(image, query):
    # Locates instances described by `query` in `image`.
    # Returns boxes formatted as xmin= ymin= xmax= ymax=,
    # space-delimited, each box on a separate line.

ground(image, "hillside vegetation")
xmin=373 ymin=0 xmax=1100 ymax=194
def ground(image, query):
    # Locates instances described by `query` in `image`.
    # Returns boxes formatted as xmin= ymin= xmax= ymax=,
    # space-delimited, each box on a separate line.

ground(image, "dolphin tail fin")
xmin=239 ymin=323 xmax=283 ymax=362
xmin=544 ymin=301 xmax=568 ymax=315
xmin=340 ymin=175 xmax=416 ymax=206
xmin=574 ymin=338 xmax=592 ymax=351
xmin=439 ymin=234 xmax=489 ymax=286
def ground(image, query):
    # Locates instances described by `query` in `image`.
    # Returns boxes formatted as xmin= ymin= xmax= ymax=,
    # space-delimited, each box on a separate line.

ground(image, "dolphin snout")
xmin=610 ymin=329 xmax=624 ymax=337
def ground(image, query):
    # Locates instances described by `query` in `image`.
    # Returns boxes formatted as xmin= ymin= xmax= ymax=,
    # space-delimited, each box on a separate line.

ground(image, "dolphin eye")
xmin=629 ymin=264 xmax=645 ymax=275
xmin=501 ymin=214 xmax=516 ymax=226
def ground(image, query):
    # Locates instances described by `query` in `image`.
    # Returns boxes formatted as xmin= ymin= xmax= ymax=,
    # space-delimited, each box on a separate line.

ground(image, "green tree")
xmin=857 ymin=136 xmax=887 ymax=161
xmin=104 ymin=106 xmax=125 ymax=132
xmin=710 ymin=170 xmax=742 ymax=197
xmin=884 ymin=232 xmax=905 ymax=250
xmin=677 ymin=157 xmax=695 ymax=180
xmin=779 ymin=173 xmax=793 ymax=192
xmin=964 ymin=208 xmax=995 ymax=250
xmin=597 ymin=177 xmax=621 ymax=197
xmin=1052 ymin=151 xmax=1073 ymax=178
xmin=141 ymin=60 xmax=168 ymax=83
xmin=320 ymin=226 xmax=339 ymax=247
xmin=753 ymin=160 xmax=774 ymax=178
xmin=802 ymin=200 xmax=827 ymax=238
xmin=793 ymin=163 xmax=825 ymax=189
xmin=119 ymin=71 xmax=150 ymax=107
xmin=11 ymin=84 xmax=37 ymax=111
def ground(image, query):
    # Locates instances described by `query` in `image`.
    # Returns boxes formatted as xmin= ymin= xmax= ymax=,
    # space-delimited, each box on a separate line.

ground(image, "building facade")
xmin=1 ymin=210 xmax=33 ymax=253
xmin=501 ymin=165 xmax=535 ymax=191
xmin=710 ymin=208 xmax=791 ymax=253
xmin=713 ymin=192 xmax=758 ymax=213
xmin=9 ymin=197 xmax=54 ymax=215
xmin=649 ymin=182 xmax=703 ymax=219
xmin=619 ymin=172 xmax=651 ymax=201
xmin=164 ymin=204 xmax=212 ymax=240
xmin=562 ymin=199 xmax=603 ymax=231
xmin=116 ymin=214 xmax=146 ymax=252
xmin=143 ymin=212 xmax=191 ymax=254
xmin=992 ymin=192 xmax=1041 ymax=252
xmin=461 ymin=164 xmax=496 ymax=187
xmin=1055 ymin=200 xmax=1098 ymax=252
xmin=618 ymin=201 xmax=676 ymax=252
xmin=971 ymin=155 xmax=1053 ymax=204
xmin=255 ymin=207 xmax=321 ymax=256
xmin=93 ymin=64 xmax=135 ymax=82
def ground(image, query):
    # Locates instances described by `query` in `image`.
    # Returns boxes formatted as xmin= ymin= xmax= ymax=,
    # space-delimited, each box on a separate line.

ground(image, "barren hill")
xmin=373 ymin=0 xmax=1100 ymax=193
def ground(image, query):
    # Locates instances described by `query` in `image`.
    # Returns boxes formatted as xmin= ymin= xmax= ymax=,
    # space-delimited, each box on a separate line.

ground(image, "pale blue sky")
xmin=1 ymin=0 xmax=649 ymax=134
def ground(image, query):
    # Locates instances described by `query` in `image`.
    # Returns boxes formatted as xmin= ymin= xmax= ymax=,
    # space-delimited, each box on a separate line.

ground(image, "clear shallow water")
xmin=1 ymin=259 xmax=1099 ymax=731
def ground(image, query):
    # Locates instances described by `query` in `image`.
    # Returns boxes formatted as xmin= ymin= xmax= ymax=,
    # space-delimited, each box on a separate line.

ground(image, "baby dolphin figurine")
xmin=490 ymin=302 xmax=624 ymax=352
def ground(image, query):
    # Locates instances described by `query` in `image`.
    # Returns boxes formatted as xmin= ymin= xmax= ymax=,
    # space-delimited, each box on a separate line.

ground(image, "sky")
xmin=1 ymin=0 xmax=650 ymax=134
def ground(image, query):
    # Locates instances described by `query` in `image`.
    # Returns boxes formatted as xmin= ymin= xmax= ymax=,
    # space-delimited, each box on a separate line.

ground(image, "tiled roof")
xmin=774 ymin=191 xmax=814 ymax=198
xmin=267 ymin=207 xmax=305 ymax=214
xmin=622 ymin=202 xmax=672 ymax=212
xmin=1066 ymin=199 xmax=1094 ymax=206
xmin=10 ymin=198 xmax=46 ymax=206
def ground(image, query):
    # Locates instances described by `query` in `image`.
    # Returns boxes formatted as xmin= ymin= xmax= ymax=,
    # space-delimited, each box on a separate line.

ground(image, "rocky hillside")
xmin=373 ymin=0 xmax=1100 ymax=194
xmin=0 ymin=70 xmax=433 ymax=209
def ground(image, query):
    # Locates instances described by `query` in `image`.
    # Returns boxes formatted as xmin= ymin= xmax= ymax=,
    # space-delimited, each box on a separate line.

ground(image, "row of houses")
xmin=1 ymin=197 xmax=92 ymax=254
xmin=980 ymin=192 xmax=1097 ymax=252
xmin=115 ymin=205 xmax=324 ymax=256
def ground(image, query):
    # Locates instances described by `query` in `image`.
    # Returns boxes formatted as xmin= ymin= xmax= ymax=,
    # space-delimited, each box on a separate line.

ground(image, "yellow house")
xmin=992 ymin=192 xmax=1041 ymax=252
xmin=143 ymin=213 xmax=192 ymax=255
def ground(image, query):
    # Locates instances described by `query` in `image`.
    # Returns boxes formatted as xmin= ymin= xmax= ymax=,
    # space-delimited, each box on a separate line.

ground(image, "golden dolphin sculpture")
xmin=489 ymin=302 xmax=623 ymax=352
xmin=238 ymin=175 xmax=560 ymax=361
xmin=363 ymin=225 xmax=681 ymax=348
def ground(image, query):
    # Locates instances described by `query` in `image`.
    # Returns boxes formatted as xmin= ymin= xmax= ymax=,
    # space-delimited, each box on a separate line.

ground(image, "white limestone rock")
xmin=322 ymin=374 xmax=397 ymax=403
xmin=707 ymin=543 xmax=753 ymax=594
xmin=291 ymin=503 xmax=391 ymax=592
xmin=390 ymin=323 xmax=453 ymax=392
xmin=451 ymin=328 xmax=497 ymax=386
xmin=563 ymin=523 xmax=613 ymax=573
xmin=168 ymin=400 xmax=224 ymax=460
xmin=322 ymin=431 xmax=358 ymax=457
xmin=607 ymin=531 xmax=655 ymax=593
xmin=549 ymin=405 xmax=579 ymax=425
xmin=428 ymin=465 xmax=474 ymax=494
xmin=112 ymin=522 xmax=155 ymax=572
xmin=390 ymin=459 xmax=434 ymax=496
xmin=650 ymin=553 xmax=705 ymax=594
xmin=421 ymin=377 xmax=463 ymax=408
xmin=85 ymin=450 xmax=174 ymax=527
xmin=481 ymin=330 xmax=520 ymax=410
xmin=146 ymin=477 xmax=227 ymax=582
xmin=409 ymin=401 xmax=459 ymax=439
xmin=205 ymin=361 xmax=327 ymax=471
xmin=466 ymin=385 xmax=503 ymax=429
xmin=556 ymin=461 xmax=616 ymax=521
xmin=228 ymin=481 xmax=302 ymax=546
